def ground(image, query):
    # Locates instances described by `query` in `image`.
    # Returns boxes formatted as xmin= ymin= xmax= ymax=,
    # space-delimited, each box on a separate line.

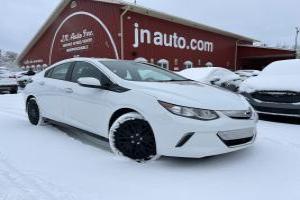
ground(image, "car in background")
xmin=0 ymin=68 xmax=18 ymax=94
xmin=239 ymin=59 xmax=300 ymax=117
xmin=11 ymin=70 xmax=36 ymax=88
xmin=178 ymin=67 xmax=243 ymax=92
xmin=24 ymin=58 xmax=258 ymax=162
xmin=235 ymin=70 xmax=261 ymax=81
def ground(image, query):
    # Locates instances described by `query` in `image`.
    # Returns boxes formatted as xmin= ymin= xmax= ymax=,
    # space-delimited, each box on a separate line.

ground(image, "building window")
xmin=157 ymin=59 xmax=169 ymax=70
xmin=205 ymin=62 xmax=213 ymax=67
xmin=134 ymin=57 xmax=148 ymax=63
xmin=36 ymin=65 xmax=42 ymax=72
xmin=184 ymin=61 xmax=193 ymax=69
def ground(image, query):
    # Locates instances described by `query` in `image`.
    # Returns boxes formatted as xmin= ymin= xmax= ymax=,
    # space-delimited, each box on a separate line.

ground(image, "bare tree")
xmin=0 ymin=49 xmax=19 ymax=71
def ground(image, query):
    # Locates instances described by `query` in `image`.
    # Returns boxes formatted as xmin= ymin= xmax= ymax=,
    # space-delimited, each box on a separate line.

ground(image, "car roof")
xmin=49 ymin=57 xmax=117 ymax=66
xmin=53 ymin=57 xmax=137 ymax=64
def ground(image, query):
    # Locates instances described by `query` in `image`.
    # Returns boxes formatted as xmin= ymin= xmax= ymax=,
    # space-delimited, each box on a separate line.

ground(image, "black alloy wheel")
xmin=27 ymin=99 xmax=40 ymax=125
xmin=111 ymin=117 xmax=157 ymax=162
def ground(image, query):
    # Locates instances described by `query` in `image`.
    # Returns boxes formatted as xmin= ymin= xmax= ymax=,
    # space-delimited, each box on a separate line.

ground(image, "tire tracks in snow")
xmin=0 ymin=153 xmax=76 ymax=200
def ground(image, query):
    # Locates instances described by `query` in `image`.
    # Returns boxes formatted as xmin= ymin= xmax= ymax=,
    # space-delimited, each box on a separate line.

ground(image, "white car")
xmin=178 ymin=67 xmax=242 ymax=92
xmin=239 ymin=59 xmax=300 ymax=117
xmin=24 ymin=58 xmax=258 ymax=162
xmin=0 ymin=69 xmax=18 ymax=94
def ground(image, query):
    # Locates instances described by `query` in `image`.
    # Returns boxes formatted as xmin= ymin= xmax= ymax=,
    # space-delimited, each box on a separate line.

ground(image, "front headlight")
xmin=158 ymin=101 xmax=219 ymax=120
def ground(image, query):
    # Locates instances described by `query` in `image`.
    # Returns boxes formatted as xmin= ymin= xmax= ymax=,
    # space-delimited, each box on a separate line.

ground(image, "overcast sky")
xmin=1 ymin=0 xmax=299 ymax=53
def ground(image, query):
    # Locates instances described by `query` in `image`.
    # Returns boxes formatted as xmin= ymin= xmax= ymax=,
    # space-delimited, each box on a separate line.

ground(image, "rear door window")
xmin=48 ymin=62 xmax=72 ymax=81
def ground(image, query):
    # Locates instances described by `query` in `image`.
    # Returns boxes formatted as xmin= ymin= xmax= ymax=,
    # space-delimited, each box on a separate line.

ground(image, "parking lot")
xmin=0 ymin=93 xmax=299 ymax=200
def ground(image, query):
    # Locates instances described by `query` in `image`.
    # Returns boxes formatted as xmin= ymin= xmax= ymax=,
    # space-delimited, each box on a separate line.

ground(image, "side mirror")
xmin=77 ymin=77 xmax=102 ymax=88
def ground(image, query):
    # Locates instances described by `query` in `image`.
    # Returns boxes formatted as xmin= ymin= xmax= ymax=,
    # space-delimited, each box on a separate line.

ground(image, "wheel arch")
xmin=108 ymin=108 xmax=139 ymax=131
xmin=25 ymin=95 xmax=36 ymax=112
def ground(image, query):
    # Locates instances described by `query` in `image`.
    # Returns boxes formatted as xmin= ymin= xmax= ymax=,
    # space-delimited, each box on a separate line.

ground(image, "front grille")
xmin=220 ymin=137 xmax=254 ymax=147
xmin=251 ymin=91 xmax=300 ymax=103
xmin=253 ymin=105 xmax=300 ymax=116
xmin=217 ymin=128 xmax=255 ymax=147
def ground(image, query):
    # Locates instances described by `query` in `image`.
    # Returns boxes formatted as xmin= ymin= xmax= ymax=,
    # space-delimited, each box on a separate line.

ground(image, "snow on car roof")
xmin=178 ymin=68 xmax=216 ymax=81
xmin=178 ymin=67 xmax=239 ymax=82
xmin=262 ymin=59 xmax=300 ymax=75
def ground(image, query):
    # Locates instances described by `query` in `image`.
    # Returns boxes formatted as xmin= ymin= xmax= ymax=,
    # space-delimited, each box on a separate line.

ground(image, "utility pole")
xmin=134 ymin=0 xmax=136 ymax=4
xmin=295 ymin=27 xmax=300 ymax=50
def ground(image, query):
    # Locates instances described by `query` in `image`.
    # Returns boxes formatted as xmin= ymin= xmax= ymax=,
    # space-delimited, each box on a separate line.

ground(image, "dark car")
xmin=239 ymin=59 xmax=300 ymax=118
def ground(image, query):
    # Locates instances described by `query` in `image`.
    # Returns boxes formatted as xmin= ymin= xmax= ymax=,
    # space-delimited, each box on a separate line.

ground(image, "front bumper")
xmin=147 ymin=106 xmax=257 ymax=158
xmin=242 ymin=93 xmax=300 ymax=117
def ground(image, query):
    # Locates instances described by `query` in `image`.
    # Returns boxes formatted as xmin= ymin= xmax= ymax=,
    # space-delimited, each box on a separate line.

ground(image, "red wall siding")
xmin=123 ymin=12 xmax=238 ymax=70
xmin=22 ymin=0 xmax=294 ymax=72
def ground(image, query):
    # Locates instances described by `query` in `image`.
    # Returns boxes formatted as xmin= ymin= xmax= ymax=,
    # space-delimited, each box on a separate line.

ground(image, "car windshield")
xmin=100 ymin=61 xmax=189 ymax=82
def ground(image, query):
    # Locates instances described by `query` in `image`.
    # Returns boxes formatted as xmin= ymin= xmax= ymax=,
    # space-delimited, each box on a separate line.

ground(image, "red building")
xmin=17 ymin=0 xmax=296 ymax=71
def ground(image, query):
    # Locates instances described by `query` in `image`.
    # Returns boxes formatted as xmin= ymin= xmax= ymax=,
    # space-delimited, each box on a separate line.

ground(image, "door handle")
xmin=64 ymin=88 xmax=73 ymax=93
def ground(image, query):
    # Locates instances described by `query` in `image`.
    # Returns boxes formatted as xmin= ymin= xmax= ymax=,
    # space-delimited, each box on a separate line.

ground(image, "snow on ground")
xmin=0 ymin=94 xmax=300 ymax=200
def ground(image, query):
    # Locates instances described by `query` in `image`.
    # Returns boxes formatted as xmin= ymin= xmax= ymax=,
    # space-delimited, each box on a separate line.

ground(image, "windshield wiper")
xmin=162 ymin=79 xmax=191 ymax=82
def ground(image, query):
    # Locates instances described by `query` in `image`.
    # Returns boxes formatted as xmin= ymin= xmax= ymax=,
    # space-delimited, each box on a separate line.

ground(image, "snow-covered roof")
xmin=17 ymin=0 xmax=258 ymax=64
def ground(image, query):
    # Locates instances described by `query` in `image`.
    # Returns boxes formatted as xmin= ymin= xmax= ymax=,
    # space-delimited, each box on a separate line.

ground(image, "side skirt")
xmin=45 ymin=118 xmax=109 ymax=143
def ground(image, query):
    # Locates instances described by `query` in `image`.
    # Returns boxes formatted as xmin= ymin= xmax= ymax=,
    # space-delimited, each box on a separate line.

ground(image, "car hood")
xmin=126 ymin=81 xmax=250 ymax=110
xmin=239 ymin=75 xmax=300 ymax=93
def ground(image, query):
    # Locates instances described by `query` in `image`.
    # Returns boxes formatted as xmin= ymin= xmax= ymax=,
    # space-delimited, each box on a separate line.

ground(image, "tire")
xmin=109 ymin=112 xmax=159 ymax=163
xmin=27 ymin=98 xmax=45 ymax=126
